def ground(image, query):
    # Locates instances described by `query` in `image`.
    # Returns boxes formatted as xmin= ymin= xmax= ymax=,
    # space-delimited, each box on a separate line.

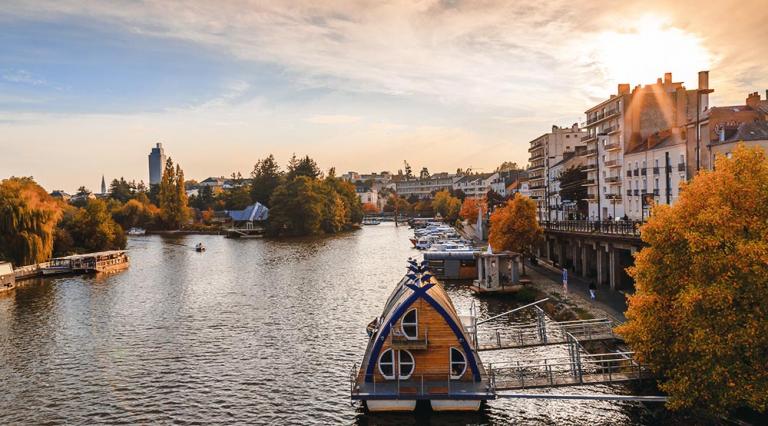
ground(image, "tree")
xmin=250 ymin=154 xmax=283 ymax=206
xmin=496 ymin=161 xmax=520 ymax=172
xmin=413 ymin=199 xmax=434 ymax=217
xmin=0 ymin=177 xmax=63 ymax=265
xmin=485 ymin=189 xmax=504 ymax=212
xmin=324 ymin=176 xmax=364 ymax=225
xmin=158 ymin=158 xmax=189 ymax=229
xmin=432 ymin=190 xmax=461 ymax=222
xmin=109 ymin=177 xmax=134 ymax=203
xmin=267 ymin=176 xmax=325 ymax=236
xmin=113 ymin=198 xmax=160 ymax=230
xmin=488 ymin=193 xmax=542 ymax=273
xmin=459 ymin=198 xmax=486 ymax=221
xmin=615 ymin=145 xmax=768 ymax=416
xmin=286 ymin=154 xmax=321 ymax=180
xmin=191 ymin=185 xmax=215 ymax=211
xmin=62 ymin=198 xmax=126 ymax=253
xmin=558 ymin=165 xmax=588 ymax=219
xmin=362 ymin=203 xmax=379 ymax=214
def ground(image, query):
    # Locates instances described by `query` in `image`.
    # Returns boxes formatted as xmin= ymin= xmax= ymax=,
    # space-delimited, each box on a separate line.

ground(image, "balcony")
xmin=581 ymin=134 xmax=596 ymax=142
xmin=530 ymin=164 xmax=544 ymax=171
xmin=604 ymin=160 xmax=620 ymax=168
xmin=586 ymin=108 xmax=619 ymax=126
xmin=391 ymin=329 xmax=429 ymax=350
xmin=530 ymin=183 xmax=546 ymax=190
xmin=605 ymin=193 xmax=622 ymax=201
xmin=626 ymin=170 xmax=632 ymax=177
xmin=605 ymin=176 xmax=621 ymax=184
xmin=604 ymin=142 xmax=620 ymax=151
xmin=528 ymin=142 xmax=543 ymax=152
xmin=653 ymin=167 xmax=660 ymax=175
xmin=585 ymin=179 xmax=597 ymax=186
xmin=529 ymin=153 xmax=544 ymax=161
xmin=585 ymin=149 xmax=597 ymax=156
xmin=633 ymin=169 xmax=639 ymax=176
xmin=583 ymin=162 xmax=598 ymax=171
xmin=634 ymin=189 xmax=639 ymax=196
xmin=626 ymin=189 xmax=632 ymax=196
xmin=600 ymin=126 xmax=617 ymax=135
xmin=584 ymin=194 xmax=597 ymax=201
xmin=678 ymin=163 xmax=686 ymax=172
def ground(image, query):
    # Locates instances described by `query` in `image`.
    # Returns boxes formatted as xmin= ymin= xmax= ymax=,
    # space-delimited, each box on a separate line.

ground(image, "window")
xmin=378 ymin=349 xmax=395 ymax=379
xmin=399 ymin=350 xmax=414 ymax=379
xmin=635 ymin=161 xmax=639 ymax=171
xmin=450 ymin=348 xmax=467 ymax=379
xmin=642 ymin=160 xmax=646 ymax=169
xmin=401 ymin=309 xmax=418 ymax=339
xmin=654 ymin=159 xmax=659 ymax=168
xmin=654 ymin=178 xmax=659 ymax=189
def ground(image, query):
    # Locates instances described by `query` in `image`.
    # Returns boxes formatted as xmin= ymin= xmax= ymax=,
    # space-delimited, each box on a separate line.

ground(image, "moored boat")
xmin=350 ymin=259 xmax=494 ymax=412
xmin=41 ymin=258 xmax=73 ymax=276
xmin=362 ymin=218 xmax=381 ymax=225
xmin=127 ymin=227 xmax=146 ymax=236
xmin=69 ymin=251 xmax=129 ymax=273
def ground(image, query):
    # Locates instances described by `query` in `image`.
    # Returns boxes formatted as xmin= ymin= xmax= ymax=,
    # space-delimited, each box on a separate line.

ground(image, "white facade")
xmin=453 ymin=173 xmax=500 ymax=199
xmin=623 ymin=140 xmax=688 ymax=220
xmin=358 ymin=189 xmax=379 ymax=206
xmin=395 ymin=173 xmax=458 ymax=199
xmin=584 ymin=98 xmax=626 ymax=220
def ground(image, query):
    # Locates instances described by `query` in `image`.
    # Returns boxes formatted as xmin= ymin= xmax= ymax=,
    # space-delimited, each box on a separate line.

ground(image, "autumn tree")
xmin=267 ymin=176 xmax=325 ymax=236
xmin=0 ymin=177 xmax=63 ymax=265
xmin=362 ymin=203 xmax=379 ymax=214
xmin=59 ymin=198 xmax=126 ymax=253
xmin=488 ymin=193 xmax=542 ymax=273
xmin=459 ymin=197 xmax=486 ymax=221
xmin=615 ymin=145 xmax=768 ymax=416
xmin=431 ymin=190 xmax=461 ymax=222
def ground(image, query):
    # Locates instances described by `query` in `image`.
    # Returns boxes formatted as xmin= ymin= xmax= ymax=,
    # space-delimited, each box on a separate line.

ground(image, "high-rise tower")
xmin=148 ymin=143 xmax=166 ymax=185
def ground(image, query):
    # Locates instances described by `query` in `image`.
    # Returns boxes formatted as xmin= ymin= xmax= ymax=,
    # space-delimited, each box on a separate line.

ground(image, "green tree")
xmin=267 ymin=176 xmax=325 ymax=236
xmin=324 ymin=176 xmax=364 ymax=225
xmin=63 ymin=199 xmax=126 ymax=253
xmin=616 ymin=145 xmax=768 ymax=416
xmin=286 ymin=154 xmax=321 ymax=180
xmin=0 ymin=177 xmax=63 ymax=265
xmin=250 ymin=154 xmax=283 ymax=206
xmin=158 ymin=158 xmax=189 ymax=229
xmin=488 ymin=193 xmax=542 ymax=273
xmin=432 ymin=190 xmax=461 ymax=222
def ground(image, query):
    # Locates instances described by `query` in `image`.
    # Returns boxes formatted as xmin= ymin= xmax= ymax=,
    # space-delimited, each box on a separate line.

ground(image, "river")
xmin=0 ymin=223 xmax=660 ymax=424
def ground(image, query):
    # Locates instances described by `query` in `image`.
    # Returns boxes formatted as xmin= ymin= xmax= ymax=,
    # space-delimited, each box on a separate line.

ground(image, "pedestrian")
xmin=562 ymin=268 xmax=568 ymax=298
xmin=589 ymin=281 xmax=597 ymax=300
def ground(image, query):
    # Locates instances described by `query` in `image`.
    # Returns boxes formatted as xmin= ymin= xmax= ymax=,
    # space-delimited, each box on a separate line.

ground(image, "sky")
xmin=1 ymin=0 xmax=767 ymax=192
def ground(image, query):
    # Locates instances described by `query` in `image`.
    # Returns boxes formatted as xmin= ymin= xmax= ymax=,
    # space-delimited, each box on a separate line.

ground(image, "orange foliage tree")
xmin=459 ymin=198 xmax=486 ymax=221
xmin=0 ymin=177 xmax=63 ymax=265
xmin=616 ymin=145 xmax=768 ymax=416
xmin=362 ymin=202 xmax=379 ymax=214
xmin=488 ymin=193 xmax=541 ymax=273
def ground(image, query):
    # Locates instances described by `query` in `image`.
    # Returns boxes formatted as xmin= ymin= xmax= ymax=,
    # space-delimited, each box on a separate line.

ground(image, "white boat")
xmin=127 ymin=227 xmax=146 ymax=236
xmin=362 ymin=218 xmax=381 ymax=225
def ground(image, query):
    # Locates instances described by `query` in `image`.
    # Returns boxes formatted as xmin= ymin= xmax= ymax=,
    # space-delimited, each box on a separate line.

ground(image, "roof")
xmin=712 ymin=120 xmax=768 ymax=145
xmin=227 ymin=202 xmax=269 ymax=222
xmin=625 ymin=129 xmax=685 ymax=155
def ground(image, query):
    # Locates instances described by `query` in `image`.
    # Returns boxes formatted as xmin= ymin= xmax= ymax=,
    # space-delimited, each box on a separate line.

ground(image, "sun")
xmin=587 ymin=15 xmax=713 ymax=89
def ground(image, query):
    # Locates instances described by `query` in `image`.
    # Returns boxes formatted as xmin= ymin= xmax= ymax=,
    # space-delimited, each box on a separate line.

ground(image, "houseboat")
xmin=350 ymin=259 xmax=494 ymax=412
xmin=41 ymin=258 xmax=74 ymax=276
xmin=471 ymin=251 xmax=525 ymax=294
xmin=69 ymin=251 xmax=129 ymax=273
xmin=0 ymin=262 xmax=15 ymax=291
xmin=422 ymin=251 xmax=479 ymax=281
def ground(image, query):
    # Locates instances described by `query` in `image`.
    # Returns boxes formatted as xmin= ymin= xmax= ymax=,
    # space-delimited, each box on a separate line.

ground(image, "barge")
xmin=350 ymin=259 xmax=495 ymax=412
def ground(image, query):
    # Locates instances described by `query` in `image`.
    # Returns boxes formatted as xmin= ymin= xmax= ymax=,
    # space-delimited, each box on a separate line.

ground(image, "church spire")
xmin=101 ymin=175 xmax=106 ymax=194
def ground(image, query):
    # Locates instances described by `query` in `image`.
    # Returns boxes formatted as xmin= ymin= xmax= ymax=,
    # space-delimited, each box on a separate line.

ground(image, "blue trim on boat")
xmin=365 ymin=283 xmax=434 ymax=382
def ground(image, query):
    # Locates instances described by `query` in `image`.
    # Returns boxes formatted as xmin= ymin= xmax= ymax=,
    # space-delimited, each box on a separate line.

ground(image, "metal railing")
xmin=350 ymin=371 xmax=494 ymax=399
xmin=541 ymin=220 xmax=642 ymax=237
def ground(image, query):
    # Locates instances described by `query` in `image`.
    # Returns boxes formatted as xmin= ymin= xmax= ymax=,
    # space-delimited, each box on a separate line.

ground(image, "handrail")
xmin=476 ymin=298 xmax=549 ymax=325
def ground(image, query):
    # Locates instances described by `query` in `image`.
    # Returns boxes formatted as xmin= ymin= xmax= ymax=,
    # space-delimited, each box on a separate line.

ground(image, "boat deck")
xmin=351 ymin=375 xmax=495 ymax=400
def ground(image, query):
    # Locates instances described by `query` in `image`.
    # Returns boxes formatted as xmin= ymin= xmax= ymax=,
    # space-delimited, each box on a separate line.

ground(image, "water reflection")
xmin=0 ymin=223 xmax=658 ymax=424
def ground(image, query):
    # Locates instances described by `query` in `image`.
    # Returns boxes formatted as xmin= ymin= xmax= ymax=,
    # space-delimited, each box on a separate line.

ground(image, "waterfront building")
xmin=527 ymin=124 xmax=586 ymax=219
xmin=395 ymin=173 xmax=458 ymax=199
xmin=623 ymin=129 xmax=688 ymax=220
xmin=148 ymin=143 xmax=167 ymax=185
xmin=693 ymin=90 xmax=768 ymax=170
xmin=547 ymin=149 xmax=586 ymax=220
xmin=452 ymin=172 xmax=500 ymax=199
xmin=355 ymin=183 xmax=379 ymax=206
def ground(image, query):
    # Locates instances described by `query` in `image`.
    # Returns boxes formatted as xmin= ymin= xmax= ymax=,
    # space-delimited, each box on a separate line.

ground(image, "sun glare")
xmin=589 ymin=16 xmax=712 ymax=89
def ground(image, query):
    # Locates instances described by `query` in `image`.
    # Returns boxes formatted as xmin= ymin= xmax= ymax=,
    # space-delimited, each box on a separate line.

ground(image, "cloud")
xmin=2 ymin=69 xmax=47 ymax=86
xmin=305 ymin=114 xmax=362 ymax=125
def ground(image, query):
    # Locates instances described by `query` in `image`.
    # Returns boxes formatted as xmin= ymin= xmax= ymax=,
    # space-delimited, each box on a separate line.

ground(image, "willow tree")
xmin=488 ymin=193 xmax=542 ymax=273
xmin=616 ymin=145 xmax=768 ymax=416
xmin=0 ymin=177 xmax=63 ymax=265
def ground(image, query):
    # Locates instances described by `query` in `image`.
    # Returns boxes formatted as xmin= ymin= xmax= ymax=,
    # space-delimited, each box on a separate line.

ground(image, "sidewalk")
xmin=524 ymin=260 xmax=628 ymax=323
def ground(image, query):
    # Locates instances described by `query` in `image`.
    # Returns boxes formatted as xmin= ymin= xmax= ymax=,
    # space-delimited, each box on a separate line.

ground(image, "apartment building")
xmin=395 ymin=173 xmax=458 ymax=199
xmin=547 ymin=149 xmax=586 ymax=220
xmin=453 ymin=172 xmax=500 ymax=199
xmin=527 ymin=124 xmax=586 ymax=219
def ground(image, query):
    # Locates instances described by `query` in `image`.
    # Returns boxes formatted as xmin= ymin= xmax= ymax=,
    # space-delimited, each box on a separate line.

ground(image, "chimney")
xmin=657 ymin=78 xmax=662 ymax=85
xmin=698 ymin=71 xmax=709 ymax=90
xmin=618 ymin=83 xmax=630 ymax=95
xmin=747 ymin=92 xmax=761 ymax=109
xmin=664 ymin=72 xmax=672 ymax=84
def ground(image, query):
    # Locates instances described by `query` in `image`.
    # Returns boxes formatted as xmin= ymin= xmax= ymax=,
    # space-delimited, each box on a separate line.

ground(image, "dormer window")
xmin=401 ymin=309 xmax=418 ymax=340
xmin=450 ymin=348 xmax=467 ymax=379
